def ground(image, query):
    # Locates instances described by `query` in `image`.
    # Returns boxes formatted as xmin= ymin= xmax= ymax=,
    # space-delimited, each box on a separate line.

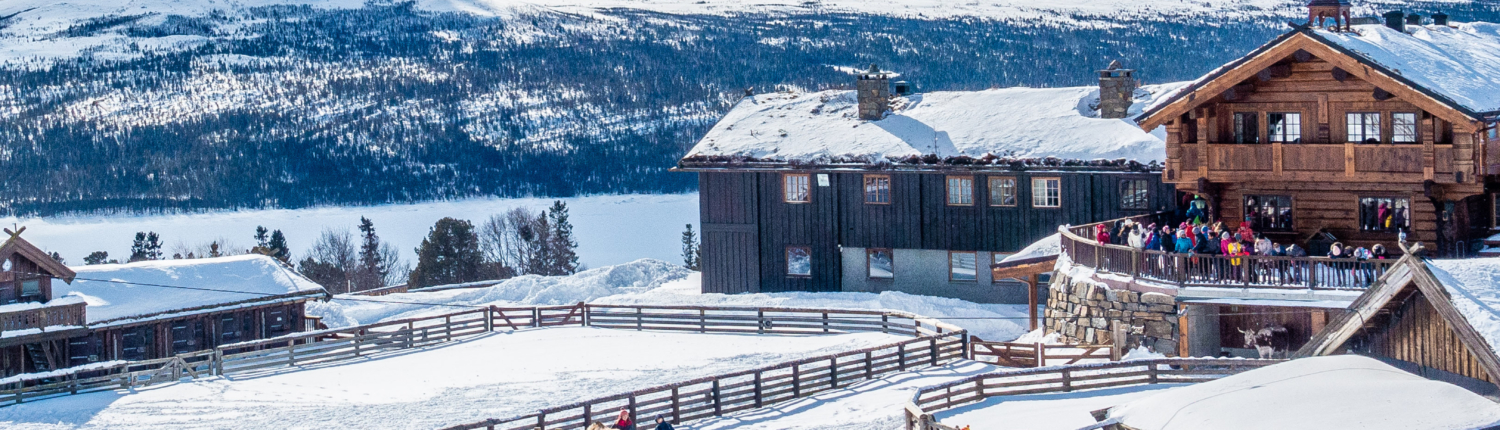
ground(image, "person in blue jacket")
xmin=653 ymin=415 xmax=674 ymax=430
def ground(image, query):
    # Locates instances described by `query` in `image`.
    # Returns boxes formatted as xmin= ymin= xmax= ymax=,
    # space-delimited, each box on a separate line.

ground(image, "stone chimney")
xmin=1097 ymin=60 xmax=1136 ymax=119
xmin=857 ymin=64 xmax=890 ymax=121
xmin=1383 ymin=11 xmax=1406 ymax=32
xmin=1434 ymin=12 xmax=1449 ymax=26
xmin=1307 ymin=0 xmax=1352 ymax=31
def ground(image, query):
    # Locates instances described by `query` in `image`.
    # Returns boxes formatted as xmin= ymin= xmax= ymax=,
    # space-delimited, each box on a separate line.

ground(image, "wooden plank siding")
xmin=698 ymin=170 xmax=1174 ymax=294
xmin=1361 ymin=292 xmax=1494 ymax=384
xmin=1214 ymin=182 xmax=1438 ymax=250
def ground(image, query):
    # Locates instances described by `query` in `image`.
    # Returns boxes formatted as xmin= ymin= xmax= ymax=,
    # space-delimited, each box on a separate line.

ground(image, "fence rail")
xmin=0 ymin=302 xmax=969 ymax=430
xmin=902 ymin=358 xmax=1282 ymax=430
xmin=968 ymin=337 xmax=1116 ymax=368
xmin=1060 ymin=216 xmax=1394 ymax=290
xmin=0 ymin=301 xmax=87 ymax=332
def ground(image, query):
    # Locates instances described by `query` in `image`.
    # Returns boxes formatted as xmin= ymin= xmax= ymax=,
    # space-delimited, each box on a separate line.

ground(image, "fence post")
xmin=699 ymin=309 xmax=706 ymax=333
xmin=583 ymin=404 xmax=591 ymax=427
xmin=214 ymin=349 xmax=225 ymax=376
xmin=533 ymin=308 xmax=541 ymax=328
xmin=1132 ymin=248 xmax=1140 ymax=276
xmin=865 ymin=351 xmax=873 ymax=380
xmin=445 ymin=316 xmax=452 ymax=342
xmin=822 ymin=312 xmax=829 ymax=333
xmin=636 ymin=307 xmax=643 ymax=331
xmin=882 ymin=314 xmax=889 ymax=334
xmin=1035 ymin=343 xmax=1045 ymax=367
xmin=1148 ymin=362 xmax=1159 ymax=384
xmin=1062 ymin=368 xmax=1073 ymax=392
xmin=582 ymin=303 xmax=591 ymax=327
xmin=829 ymin=357 xmax=838 ymax=389
xmin=1176 ymin=254 xmax=1187 ymax=288
xmin=753 ymin=371 xmax=763 ymax=408
xmin=898 ymin=344 xmax=906 ymax=371
xmin=712 ymin=379 xmax=722 ymax=416
xmin=485 ymin=306 xmax=495 ymax=332
xmin=792 ymin=363 xmax=801 ymax=397
xmin=757 ymin=310 xmax=765 ymax=334
xmin=628 ymin=395 xmax=637 ymax=424
xmin=671 ymin=387 xmax=681 ymax=422
xmin=406 ymin=322 xmax=414 ymax=348
xmin=1111 ymin=325 xmax=1126 ymax=362
xmin=536 ymin=411 xmax=545 ymax=430
xmin=929 ymin=338 xmax=939 ymax=366
xmin=287 ymin=340 xmax=296 ymax=367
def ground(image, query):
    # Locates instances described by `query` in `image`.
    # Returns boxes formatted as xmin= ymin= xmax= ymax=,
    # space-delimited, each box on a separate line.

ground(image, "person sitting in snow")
xmin=613 ymin=409 xmax=635 ymax=430
xmin=653 ymin=415 xmax=674 ymax=430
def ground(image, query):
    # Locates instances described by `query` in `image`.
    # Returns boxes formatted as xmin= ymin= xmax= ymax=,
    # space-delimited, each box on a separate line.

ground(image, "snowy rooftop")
xmin=1312 ymin=23 xmax=1500 ymax=116
xmin=57 ymin=255 xmax=325 ymax=325
xmin=999 ymin=233 xmax=1061 ymax=265
xmin=1425 ymin=258 xmax=1500 ymax=361
xmin=683 ymin=83 xmax=1189 ymax=166
xmin=1107 ymin=355 xmax=1500 ymax=430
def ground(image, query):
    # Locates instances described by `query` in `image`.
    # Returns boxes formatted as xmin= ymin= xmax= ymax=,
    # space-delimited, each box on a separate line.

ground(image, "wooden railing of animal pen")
xmin=901 ymin=358 xmax=1281 ymax=430
xmin=968 ymin=336 xmax=1117 ymax=368
xmin=0 ymin=302 xmax=967 ymax=425
xmin=1059 ymin=215 xmax=1395 ymax=290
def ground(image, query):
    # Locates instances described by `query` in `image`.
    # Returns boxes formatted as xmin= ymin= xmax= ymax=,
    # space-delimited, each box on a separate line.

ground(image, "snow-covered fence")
xmin=968 ymin=337 xmax=1116 ymax=368
xmin=902 ymin=358 xmax=1282 ymax=430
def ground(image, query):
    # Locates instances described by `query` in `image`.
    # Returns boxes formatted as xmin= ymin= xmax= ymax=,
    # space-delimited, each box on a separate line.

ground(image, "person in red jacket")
xmin=613 ymin=409 xmax=635 ymax=430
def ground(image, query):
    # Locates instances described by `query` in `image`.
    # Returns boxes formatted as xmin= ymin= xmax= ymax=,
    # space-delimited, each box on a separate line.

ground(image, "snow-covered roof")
xmin=1311 ymin=23 xmax=1500 ymax=116
xmin=57 ymin=255 xmax=325 ymax=325
xmin=1425 ymin=258 xmax=1500 ymax=361
xmin=999 ymin=233 xmax=1060 ymax=265
xmin=683 ymin=83 xmax=1189 ymax=166
xmin=1107 ymin=355 xmax=1500 ymax=430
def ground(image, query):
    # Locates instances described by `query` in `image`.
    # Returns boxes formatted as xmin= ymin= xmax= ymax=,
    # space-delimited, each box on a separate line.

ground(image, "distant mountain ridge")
xmin=0 ymin=0 xmax=1493 ymax=215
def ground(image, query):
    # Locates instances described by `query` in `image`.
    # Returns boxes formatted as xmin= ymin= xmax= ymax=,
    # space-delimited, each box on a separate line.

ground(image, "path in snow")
xmin=937 ymin=384 xmax=1184 ymax=429
xmin=692 ymin=360 xmax=1001 ymax=430
xmin=0 ymin=327 xmax=897 ymax=429
xmin=0 ymin=193 xmax=697 ymax=270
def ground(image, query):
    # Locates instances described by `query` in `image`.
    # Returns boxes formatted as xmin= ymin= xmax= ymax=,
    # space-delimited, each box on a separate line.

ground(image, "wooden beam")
xmin=1028 ymin=273 xmax=1039 ymax=332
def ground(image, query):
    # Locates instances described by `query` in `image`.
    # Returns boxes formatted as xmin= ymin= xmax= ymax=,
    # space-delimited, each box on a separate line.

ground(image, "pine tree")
xmin=268 ymin=230 xmax=290 ymax=262
xmin=84 ymin=251 xmax=110 ymax=265
xmin=407 ymin=217 xmax=483 ymax=288
xmin=209 ymin=242 xmax=223 ymax=258
xmin=50 ymin=252 xmax=64 ymax=265
xmin=254 ymin=226 xmax=269 ymax=249
xmin=130 ymin=231 xmax=163 ymax=262
xmin=681 ymin=224 xmax=700 ymax=270
xmin=545 ymin=201 xmax=579 ymax=275
xmin=351 ymin=217 xmax=394 ymax=291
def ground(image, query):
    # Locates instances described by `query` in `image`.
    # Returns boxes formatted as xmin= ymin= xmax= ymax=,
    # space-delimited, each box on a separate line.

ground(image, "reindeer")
xmin=1238 ymin=325 xmax=1291 ymax=359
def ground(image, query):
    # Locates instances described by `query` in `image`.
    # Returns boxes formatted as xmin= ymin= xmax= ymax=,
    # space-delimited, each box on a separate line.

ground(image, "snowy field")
xmin=0 ymin=327 xmax=901 ymax=429
xmin=311 ymin=260 xmax=1035 ymax=340
xmin=0 ymin=194 xmax=698 ymax=271
xmin=936 ymin=384 xmax=1182 ymax=430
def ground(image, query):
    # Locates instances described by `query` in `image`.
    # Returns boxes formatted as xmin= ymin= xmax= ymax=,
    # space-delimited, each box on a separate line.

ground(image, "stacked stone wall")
xmin=1044 ymin=270 xmax=1181 ymax=355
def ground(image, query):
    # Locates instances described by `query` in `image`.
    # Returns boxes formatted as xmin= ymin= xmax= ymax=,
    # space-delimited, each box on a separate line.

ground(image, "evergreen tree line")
xmin=407 ymin=200 xmax=581 ymax=288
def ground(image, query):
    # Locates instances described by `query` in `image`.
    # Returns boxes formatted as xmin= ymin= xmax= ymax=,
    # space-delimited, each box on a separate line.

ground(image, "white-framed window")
xmin=1347 ymin=112 xmax=1381 ymax=143
xmin=1392 ymin=112 xmax=1418 ymax=143
xmin=989 ymin=176 xmax=1017 ymax=207
xmin=946 ymin=176 xmax=974 ymax=206
xmin=864 ymin=175 xmax=891 ymax=204
xmin=1032 ymin=177 xmax=1061 ymax=208
xmin=949 ymin=251 xmax=977 ymax=282
xmin=867 ymin=249 xmax=894 ymax=279
xmin=1268 ymin=112 xmax=1301 ymax=143
xmin=783 ymin=174 xmax=810 ymax=203
xmin=786 ymin=246 xmax=811 ymax=277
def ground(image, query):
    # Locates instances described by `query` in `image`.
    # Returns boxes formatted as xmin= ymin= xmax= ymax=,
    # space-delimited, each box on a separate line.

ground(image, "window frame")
xmin=1356 ymin=196 xmax=1412 ymax=233
xmin=783 ymin=173 xmax=811 ymax=204
xmin=1119 ymin=178 xmax=1150 ymax=210
xmin=1347 ymin=112 xmax=1382 ymax=143
xmin=988 ymin=176 xmax=1018 ymax=207
xmin=1392 ymin=112 xmax=1419 ymax=143
xmin=1243 ymin=194 xmax=1295 ymax=232
xmin=1233 ymin=112 xmax=1260 ymax=144
xmin=863 ymin=174 xmax=891 ymax=205
xmin=1032 ymin=177 xmax=1062 ymax=208
xmin=948 ymin=251 xmax=978 ymax=282
xmin=867 ymin=248 xmax=894 ymax=279
xmin=785 ymin=246 xmax=812 ymax=278
xmin=1267 ymin=112 xmax=1302 ymax=143
xmin=946 ymin=175 xmax=974 ymax=206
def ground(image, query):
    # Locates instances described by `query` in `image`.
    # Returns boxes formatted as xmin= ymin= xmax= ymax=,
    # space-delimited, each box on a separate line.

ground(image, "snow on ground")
xmin=1107 ymin=355 xmax=1500 ymax=430
xmin=937 ymin=384 xmax=1183 ymax=430
xmin=692 ymin=360 xmax=1001 ymax=430
xmin=1 ymin=193 xmax=697 ymax=273
xmin=311 ymin=261 xmax=1034 ymax=341
xmin=0 ymin=327 xmax=901 ymax=429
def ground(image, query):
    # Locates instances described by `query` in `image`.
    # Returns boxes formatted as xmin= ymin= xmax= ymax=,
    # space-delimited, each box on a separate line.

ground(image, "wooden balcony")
xmin=1060 ymin=216 xmax=1394 ymax=290
xmin=0 ymin=301 xmax=87 ymax=333
xmin=1175 ymin=142 xmax=1456 ymax=183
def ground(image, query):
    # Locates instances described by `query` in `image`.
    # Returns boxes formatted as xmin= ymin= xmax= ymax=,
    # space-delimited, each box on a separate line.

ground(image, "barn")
xmin=679 ymin=65 xmax=1185 ymax=303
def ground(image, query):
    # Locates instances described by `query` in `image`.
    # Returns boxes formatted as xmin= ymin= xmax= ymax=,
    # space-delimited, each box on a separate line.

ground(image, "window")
xmin=786 ymin=246 xmax=811 ymax=277
xmin=1032 ymin=178 xmax=1061 ymax=208
xmin=1347 ymin=112 xmax=1381 ymax=143
xmin=1120 ymin=179 xmax=1150 ymax=210
xmin=989 ymin=177 xmax=1017 ymax=207
xmin=946 ymin=176 xmax=974 ymax=206
xmin=864 ymin=175 xmax=891 ymax=204
xmin=1392 ymin=112 xmax=1418 ymax=143
xmin=1233 ymin=112 xmax=1259 ymax=143
xmin=1358 ymin=197 xmax=1410 ymax=232
xmin=1244 ymin=195 xmax=1293 ymax=232
xmin=19 ymin=279 xmax=40 ymax=300
xmin=1493 ymin=193 xmax=1500 ymax=228
xmin=783 ymin=174 xmax=810 ymax=203
xmin=949 ymin=251 xmax=977 ymax=282
xmin=868 ymin=249 xmax=894 ymax=279
xmin=1268 ymin=113 xmax=1301 ymax=143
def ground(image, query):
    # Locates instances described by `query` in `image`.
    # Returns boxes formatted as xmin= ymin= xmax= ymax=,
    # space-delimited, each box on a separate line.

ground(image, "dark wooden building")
xmin=0 ymin=234 xmax=325 ymax=376
xmin=1137 ymin=11 xmax=1500 ymax=256
xmin=681 ymin=66 xmax=1182 ymax=303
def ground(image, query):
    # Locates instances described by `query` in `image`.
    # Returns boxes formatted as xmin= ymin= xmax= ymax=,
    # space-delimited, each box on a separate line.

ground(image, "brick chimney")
xmin=1307 ymin=0 xmax=1352 ymax=31
xmin=1097 ymin=60 xmax=1136 ymax=119
xmin=857 ymin=64 xmax=890 ymax=121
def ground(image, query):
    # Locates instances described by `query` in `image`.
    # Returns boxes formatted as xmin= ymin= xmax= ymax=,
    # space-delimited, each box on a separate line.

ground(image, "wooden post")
xmin=1061 ymin=368 xmax=1073 ymax=392
xmin=822 ymin=312 xmax=829 ymax=333
xmin=214 ymin=349 xmax=224 ymax=376
xmin=898 ymin=344 xmax=906 ymax=371
xmin=757 ymin=310 xmax=765 ymax=335
xmin=636 ymin=307 xmax=643 ymax=331
xmin=445 ymin=316 xmax=452 ymax=342
xmin=1028 ymin=273 xmax=1039 ymax=331
xmin=533 ymin=308 xmax=541 ymax=328
xmin=287 ymin=340 xmax=296 ymax=366
xmin=712 ymin=380 xmax=722 ymax=416
xmin=698 ymin=309 xmax=706 ymax=333
xmin=1111 ymin=325 xmax=1127 ymax=361
xmin=406 ymin=322 xmax=414 ymax=348
xmin=1035 ymin=343 xmax=1045 ymax=368
xmin=829 ymin=357 xmax=838 ymax=389
xmin=671 ymin=387 xmax=681 ymax=422
xmin=864 ymin=351 xmax=873 ymax=380
xmin=628 ymin=395 xmax=637 ymax=424
xmin=792 ymin=363 xmax=801 ymax=397
xmin=929 ymin=338 xmax=939 ymax=366
xmin=881 ymin=314 xmax=889 ymax=334
xmin=485 ymin=306 xmax=495 ymax=332
xmin=1149 ymin=363 xmax=1159 ymax=384
xmin=583 ymin=404 xmax=591 ymax=426
xmin=753 ymin=371 xmax=763 ymax=408
xmin=536 ymin=412 xmax=545 ymax=430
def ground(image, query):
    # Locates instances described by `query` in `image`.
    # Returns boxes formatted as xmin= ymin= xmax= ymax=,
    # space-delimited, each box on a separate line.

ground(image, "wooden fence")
xmin=1060 ymin=217 xmax=1394 ymax=290
xmin=902 ymin=358 xmax=1281 ymax=430
xmin=0 ymin=302 xmax=968 ymax=428
xmin=968 ymin=337 xmax=1116 ymax=368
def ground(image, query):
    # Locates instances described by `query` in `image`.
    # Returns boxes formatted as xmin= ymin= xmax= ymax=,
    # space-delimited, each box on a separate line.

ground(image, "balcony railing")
xmin=0 ymin=301 xmax=87 ymax=333
xmin=1060 ymin=215 xmax=1394 ymax=290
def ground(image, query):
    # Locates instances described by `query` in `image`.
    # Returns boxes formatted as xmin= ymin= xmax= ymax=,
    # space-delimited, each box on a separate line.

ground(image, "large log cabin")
xmin=678 ymin=65 xmax=1184 ymax=303
xmin=1137 ymin=8 xmax=1500 ymax=257
xmin=0 ymin=233 xmax=325 ymax=376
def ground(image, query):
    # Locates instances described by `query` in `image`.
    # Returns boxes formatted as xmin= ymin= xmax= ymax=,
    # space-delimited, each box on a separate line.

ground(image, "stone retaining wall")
xmin=1044 ymin=270 xmax=1181 ymax=355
